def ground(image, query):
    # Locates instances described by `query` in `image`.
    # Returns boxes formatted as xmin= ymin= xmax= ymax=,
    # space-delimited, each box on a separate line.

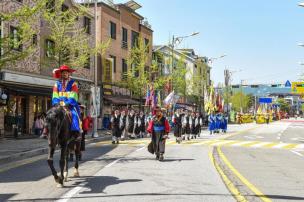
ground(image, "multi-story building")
xmin=86 ymin=0 xmax=153 ymax=117
xmin=153 ymin=45 xmax=211 ymax=111
xmin=0 ymin=0 xmax=95 ymax=137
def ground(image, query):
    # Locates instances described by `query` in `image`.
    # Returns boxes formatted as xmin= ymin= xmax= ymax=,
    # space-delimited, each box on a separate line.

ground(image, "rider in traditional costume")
xmin=42 ymin=65 xmax=81 ymax=138
xmin=172 ymin=109 xmax=183 ymax=143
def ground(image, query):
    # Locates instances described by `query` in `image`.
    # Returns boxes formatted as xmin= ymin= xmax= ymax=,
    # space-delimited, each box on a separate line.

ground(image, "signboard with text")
xmin=291 ymin=82 xmax=304 ymax=94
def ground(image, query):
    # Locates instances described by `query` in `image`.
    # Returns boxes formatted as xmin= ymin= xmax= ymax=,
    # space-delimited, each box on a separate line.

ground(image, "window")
xmin=10 ymin=26 xmax=22 ymax=51
xmin=109 ymin=21 xmax=116 ymax=39
xmin=144 ymin=38 xmax=149 ymax=53
xmin=122 ymin=27 xmax=128 ymax=49
xmin=131 ymin=31 xmax=139 ymax=47
xmin=45 ymin=39 xmax=55 ymax=57
xmin=61 ymin=4 xmax=69 ymax=12
xmin=32 ymin=34 xmax=37 ymax=46
xmin=122 ymin=59 xmax=128 ymax=79
xmin=84 ymin=56 xmax=90 ymax=69
xmin=84 ymin=17 xmax=91 ymax=34
xmin=110 ymin=55 xmax=116 ymax=73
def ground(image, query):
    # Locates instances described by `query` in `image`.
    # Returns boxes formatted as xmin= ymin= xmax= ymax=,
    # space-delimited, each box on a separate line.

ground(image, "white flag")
xmin=163 ymin=91 xmax=175 ymax=105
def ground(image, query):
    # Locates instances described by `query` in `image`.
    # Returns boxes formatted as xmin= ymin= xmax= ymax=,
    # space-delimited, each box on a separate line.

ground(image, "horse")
xmin=44 ymin=105 xmax=81 ymax=187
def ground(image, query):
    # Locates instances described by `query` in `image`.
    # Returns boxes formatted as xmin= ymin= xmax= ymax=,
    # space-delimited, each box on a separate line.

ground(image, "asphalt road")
xmin=221 ymin=120 xmax=304 ymax=202
xmin=1 ymin=121 xmax=303 ymax=202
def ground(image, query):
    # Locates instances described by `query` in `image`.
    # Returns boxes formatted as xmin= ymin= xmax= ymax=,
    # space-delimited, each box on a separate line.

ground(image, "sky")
xmin=115 ymin=0 xmax=304 ymax=85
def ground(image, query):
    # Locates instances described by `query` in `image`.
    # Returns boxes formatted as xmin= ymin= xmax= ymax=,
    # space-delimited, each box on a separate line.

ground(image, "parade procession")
xmin=1 ymin=0 xmax=304 ymax=202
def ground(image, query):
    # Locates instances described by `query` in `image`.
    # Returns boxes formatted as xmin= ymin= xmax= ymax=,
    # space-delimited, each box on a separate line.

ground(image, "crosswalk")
xmin=94 ymin=138 xmax=304 ymax=151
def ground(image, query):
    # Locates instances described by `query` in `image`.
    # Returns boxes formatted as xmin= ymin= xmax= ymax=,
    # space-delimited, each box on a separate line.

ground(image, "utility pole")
xmin=93 ymin=0 xmax=99 ymax=137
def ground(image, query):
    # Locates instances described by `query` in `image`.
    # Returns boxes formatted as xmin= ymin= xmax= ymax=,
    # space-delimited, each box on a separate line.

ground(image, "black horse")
xmin=45 ymin=106 xmax=81 ymax=187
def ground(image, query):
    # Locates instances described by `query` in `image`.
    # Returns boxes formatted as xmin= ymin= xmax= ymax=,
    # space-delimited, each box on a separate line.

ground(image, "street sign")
xmin=259 ymin=97 xmax=272 ymax=103
xmin=291 ymin=82 xmax=304 ymax=94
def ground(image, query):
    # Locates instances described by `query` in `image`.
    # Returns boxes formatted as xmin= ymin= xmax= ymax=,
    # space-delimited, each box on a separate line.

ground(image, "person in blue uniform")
xmin=208 ymin=112 xmax=216 ymax=135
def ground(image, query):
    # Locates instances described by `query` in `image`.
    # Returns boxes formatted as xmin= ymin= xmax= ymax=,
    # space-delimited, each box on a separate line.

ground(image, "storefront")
xmin=0 ymin=70 xmax=93 ymax=137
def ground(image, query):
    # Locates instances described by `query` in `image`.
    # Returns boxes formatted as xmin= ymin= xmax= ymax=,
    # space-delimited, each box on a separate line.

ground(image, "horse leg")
xmin=74 ymin=139 xmax=81 ymax=177
xmin=47 ymin=146 xmax=60 ymax=184
xmin=57 ymin=145 xmax=66 ymax=187
xmin=64 ymin=145 xmax=69 ymax=182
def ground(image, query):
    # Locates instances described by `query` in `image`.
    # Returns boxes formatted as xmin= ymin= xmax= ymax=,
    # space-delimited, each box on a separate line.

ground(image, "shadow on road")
xmin=77 ymin=175 xmax=142 ymax=194
xmin=0 ymin=145 xmax=117 ymax=183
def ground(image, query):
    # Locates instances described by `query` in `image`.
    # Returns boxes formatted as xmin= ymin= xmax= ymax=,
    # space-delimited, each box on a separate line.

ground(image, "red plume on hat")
xmin=53 ymin=65 xmax=76 ymax=78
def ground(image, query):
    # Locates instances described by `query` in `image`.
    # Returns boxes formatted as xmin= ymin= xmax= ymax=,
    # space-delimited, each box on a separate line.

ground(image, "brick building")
xmin=0 ymin=0 xmax=95 ymax=137
xmin=87 ymin=0 xmax=153 ymax=119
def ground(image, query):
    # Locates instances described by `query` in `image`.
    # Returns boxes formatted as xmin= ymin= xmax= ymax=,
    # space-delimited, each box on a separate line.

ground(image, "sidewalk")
xmin=0 ymin=130 xmax=112 ymax=165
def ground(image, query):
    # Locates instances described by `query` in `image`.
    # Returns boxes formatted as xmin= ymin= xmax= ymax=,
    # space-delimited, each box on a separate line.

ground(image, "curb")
xmin=0 ymin=134 xmax=112 ymax=165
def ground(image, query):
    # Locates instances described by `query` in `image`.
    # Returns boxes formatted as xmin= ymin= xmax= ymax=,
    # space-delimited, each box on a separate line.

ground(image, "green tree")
xmin=41 ymin=0 xmax=109 ymax=68
xmin=0 ymin=0 xmax=45 ymax=68
xmin=171 ymin=55 xmax=188 ymax=97
xmin=231 ymin=92 xmax=250 ymax=112
xmin=277 ymin=98 xmax=290 ymax=112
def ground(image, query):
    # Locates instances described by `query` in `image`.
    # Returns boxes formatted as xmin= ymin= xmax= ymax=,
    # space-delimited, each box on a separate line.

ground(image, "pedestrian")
xmin=146 ymin=112 xmax=153 ymax=137
xmin=111 ymin=110 xmax=121 ymax=144
xmin=222 ymin=113 xmax=228 ymax=133
xmin=265 ymin=113 xmax=270 ymax=124
xmin=195 ymin=112 xmax=201 ymax=138
xmin=172 ymin=109 xmax=182 ymax=143
xmin=147 ymin=106 xmax=170 ymax=161
xmin=119 ymin=110 xmax=127 ymax=140
xmin=35 ymin=115 xmax=43 ymax=136
xmin=126 ymin=109 xmax=136 ymax=139
xmin=182 ymin=110 xmax=191 ymax=140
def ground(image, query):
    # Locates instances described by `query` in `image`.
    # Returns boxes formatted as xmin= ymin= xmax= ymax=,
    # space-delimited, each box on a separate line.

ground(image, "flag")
xmin=145 ymin=86 xmax=150 ymax=106
xmin=163 ymin=91 xmax=175 ymax=105
xmin=157 ymin=91 xmax=162 ymax=107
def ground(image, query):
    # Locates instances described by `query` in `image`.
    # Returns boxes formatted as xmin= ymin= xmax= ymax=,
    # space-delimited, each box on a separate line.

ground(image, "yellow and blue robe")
xmin=52 ymin=79 xmax=81 ymax=132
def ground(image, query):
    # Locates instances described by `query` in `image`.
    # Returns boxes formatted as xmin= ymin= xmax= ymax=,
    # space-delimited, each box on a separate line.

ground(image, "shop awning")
xmin=1 ymin=83 xmax=52 ymax=96
xmin=104 ymin=95 xmax=140 ymax=105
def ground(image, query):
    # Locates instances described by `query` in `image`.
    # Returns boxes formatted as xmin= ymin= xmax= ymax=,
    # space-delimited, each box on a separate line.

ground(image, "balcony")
xmin=121 ymin=41 xmax=128 ymax=49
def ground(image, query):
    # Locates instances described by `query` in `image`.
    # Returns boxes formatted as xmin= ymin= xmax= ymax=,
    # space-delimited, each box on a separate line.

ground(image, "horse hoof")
xmin=57 ymin=183 xmax=64 ymax=188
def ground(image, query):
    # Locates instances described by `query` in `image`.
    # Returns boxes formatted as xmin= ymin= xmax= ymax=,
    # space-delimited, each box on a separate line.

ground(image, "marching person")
xmin=173 ymin=109 xmax=183 ymax=143
xmin=147 ymin=106 xmax=170 ymax=161
xmin=182 ymin=110 xmax=191 ymax=140
xmin=139 ymin=111 xmax=146 ymax=138
xmin=208 ymin=112 xmax=216 ymax=135
xmin=111 ymin=110 xmax=121 ymax=144
xmin=146 ymin=112 xmax=153 ymax=137
xmin=79 ymin=104 xmax=87 ymax=161
xmin=222 ymin=113 xmax=228 ymax=133
xmin=134 ymin=112 xmax=141 ymax=138
xmin=126 ymin=109 xmax=136 ymax=139
xmin=119 ymin=110 xmax=127 ymax=140
xmin=190 ymin=111 xmax=196 ymax=139
xmin=194 ymin=112 xmax=201 ymax=138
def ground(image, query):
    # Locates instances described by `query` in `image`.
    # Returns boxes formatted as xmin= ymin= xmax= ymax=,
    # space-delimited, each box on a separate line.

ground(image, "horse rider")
xmin=42 ymin=65 xmax=82 ymax=140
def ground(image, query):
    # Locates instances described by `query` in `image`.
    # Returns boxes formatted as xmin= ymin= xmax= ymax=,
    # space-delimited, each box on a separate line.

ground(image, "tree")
xmin=277 ymin=98 xmax=290 ymax=113
xmin=0 ymin=0 xmax=45 ymax=68
xmin=231 ymin=92 xmax=250 ymax=112
xmin=41 ymin=0 xmax=109 ymax=68
xmin=171 ymin=54 xmax=188 ymax=98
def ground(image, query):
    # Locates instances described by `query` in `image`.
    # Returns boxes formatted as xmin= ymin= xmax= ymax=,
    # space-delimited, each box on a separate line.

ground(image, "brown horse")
xmin=45 ymin=106 xmax=81 ymax=187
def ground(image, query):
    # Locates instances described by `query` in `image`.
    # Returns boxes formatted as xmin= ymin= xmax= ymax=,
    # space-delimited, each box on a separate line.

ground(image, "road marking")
xmin=251 ymin=142 xmax=271 ymax=148
xmin=291 ymin=150 xmax=303 ymax=157
xmin=244 ymin=136 xmax=255 ymax=140
xmin=272 ymin=143 xmax=289 ymax=149
xmin=209 ymin=148 xmax=248 ymax=202
xmin=135 ymin=146 xmax=146 ymax=152
xmin=229 ymin=141 xmax=254 ymax=147
xmin=209 ymin=140 xmax=235 ymax=146
xmin=217 ymin=147 xmax=271 ymax=202
xmin=105 ymin=159 xmax=120 ymax=168
xmin=56 ymin=182 xmax=87 ymax=202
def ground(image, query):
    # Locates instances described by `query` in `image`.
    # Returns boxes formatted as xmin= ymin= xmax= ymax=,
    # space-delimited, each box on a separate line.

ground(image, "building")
xmin=153 ymin=46 xmax=211 ymax=112
xmin=0 ymin=0 xmax=95 ymax=137
xmin=86 ymin=0 xmax=153 ymax=118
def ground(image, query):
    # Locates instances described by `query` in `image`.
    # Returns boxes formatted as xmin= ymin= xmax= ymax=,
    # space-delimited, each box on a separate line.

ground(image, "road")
xmin=0 ymin=121 xmax=304 ymax=201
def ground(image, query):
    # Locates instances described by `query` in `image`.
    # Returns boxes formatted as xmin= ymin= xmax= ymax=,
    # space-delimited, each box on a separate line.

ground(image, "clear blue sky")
xmin=116 ymin=0 xmax=304 ymax=85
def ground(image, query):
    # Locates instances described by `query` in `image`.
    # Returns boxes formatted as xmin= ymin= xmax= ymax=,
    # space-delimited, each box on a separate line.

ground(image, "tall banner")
xmin=90 ymin=86 xmax=100 ymax=118
xmin=103 ymin=58 xmax=113 ymax=84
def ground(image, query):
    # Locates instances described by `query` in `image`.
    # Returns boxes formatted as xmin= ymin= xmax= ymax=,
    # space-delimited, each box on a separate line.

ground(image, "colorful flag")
xmin=163 ymin=91 xmax=175 ymax=105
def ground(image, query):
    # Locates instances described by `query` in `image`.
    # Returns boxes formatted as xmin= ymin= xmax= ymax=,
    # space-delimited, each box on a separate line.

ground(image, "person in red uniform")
xmin=147 ymin=106 xmax=170 ymax=161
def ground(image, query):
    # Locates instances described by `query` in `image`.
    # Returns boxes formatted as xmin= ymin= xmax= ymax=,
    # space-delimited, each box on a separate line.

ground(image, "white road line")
xmin=136 ymin=146 xmax=146 ymax=152
xmin=291 ymin=150 xmax=304 ymax=157
xmin=105 ymin=159 xmax=120 ymax=168
xmin=231 ymin=141 xmax=254 ymax=147
xmin=56 ymin=182 xmax=87 ymax=202
xmin=272 ymin=143 xmax=289 ymax=148
xmin=244 ymin=136 xmax=255 ymax=140
xmin=294 ymin=144 xmax=304 ymax=150
xmin=251 ymin=142 xmax=271 ymax=148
